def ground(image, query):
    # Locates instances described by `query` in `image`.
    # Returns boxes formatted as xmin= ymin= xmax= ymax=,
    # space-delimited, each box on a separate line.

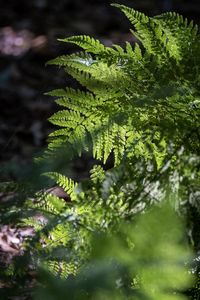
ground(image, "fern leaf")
xmin=47 ymin=52 xmax=94 ymax=67
xmin=45 ymin=260 xmax=77 ymax=278
xmin=58 ymin=35 xmax=105 ymax=54
xmin=155 ymin=12 xmax=199 ymax=60
xmin=34 ymin=192 xmax=67 ymax=215
xmin=112 ymin=4 xmax=186 ymax=61
xmin=49 ymin=110 xmax=84 ymax=127
xmin=90 ymin=165 xmax=105 ymax=184
xmin=113 ymin=124 xmax=127 ymax=165
xmin=43 ymin=172 xmax=77 ymax=201
xmin=111 ymin=4 xmax=149 ymax=26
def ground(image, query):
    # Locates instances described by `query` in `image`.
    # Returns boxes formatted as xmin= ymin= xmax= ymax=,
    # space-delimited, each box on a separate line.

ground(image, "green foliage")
xmin=35 ymin=204 xmax=193 ymax=300
xmin=43 ymin=172 xmax=78 ymax=200
xmin=1 ymin=3 xmax=200 ymax=299
xmin=46 ymin=4 xmax=200 ymax=170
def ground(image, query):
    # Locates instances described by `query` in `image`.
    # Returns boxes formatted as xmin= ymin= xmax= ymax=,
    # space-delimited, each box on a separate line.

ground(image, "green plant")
xmin=35 ymin=203 xmax=193 ymax=300
xmin=46 ymin=4 xmax=200 ymax=167
xmin=38 ymin=2 xmax=200 ymax=262
xmin=1 ymin=3 xmax=200 ymax=299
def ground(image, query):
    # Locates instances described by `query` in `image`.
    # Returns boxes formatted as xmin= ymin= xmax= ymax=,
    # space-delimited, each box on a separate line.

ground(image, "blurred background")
xmin=0 ymin=0 xmax=199 ymax=169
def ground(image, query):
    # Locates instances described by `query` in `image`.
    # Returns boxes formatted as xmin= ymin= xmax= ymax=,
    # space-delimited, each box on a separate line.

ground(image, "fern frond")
xmin=34 ymin=192 xmax=67 ymax=215
xmin=49 ymin=110 xmax=85 ymax=127
xmin=45 ymin=223 xmax=72 ymax=246
xmin=90 ymin=165 xmax=105 ymax=184
xmin=154 ymin=12 xmax=199 ymax=60
xmin=112 ymin=3 xmax=198 ymax=62
xmin=113 ymin=124 xmax=127 ymax=165
xmin=47 ymin=136 xmax=68 ymax=150
xmin=45 ymin=260 xmax=78 ymax=278
xmin=47 ymin=88 xmax=97 ymax=105
xmin=47 ymin=51 xmax=95 ymax=67
xmin=111 ymin=4 xmax=149 ymax=26
xmin=43 ymin=172 xmax=78 ymax=201
xmin=65 ymin=65 xmax=109 ymax=94
xmin=58 ymin=35 xmax=106 ymax=54
xmin=92 ymin=126 xmax=114 ymax=163
xmin=22 ymin=217 xmax=44 ymax=231
xmin=112 ymin=5 xmax=155 ymax=54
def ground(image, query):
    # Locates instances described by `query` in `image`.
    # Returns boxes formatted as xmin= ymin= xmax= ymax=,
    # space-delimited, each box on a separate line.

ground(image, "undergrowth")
xmin=0 ymin=3 xmax=200 ymax=299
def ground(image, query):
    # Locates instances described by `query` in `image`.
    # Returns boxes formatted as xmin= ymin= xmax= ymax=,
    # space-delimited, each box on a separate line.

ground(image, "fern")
xmin=90 ymin=165 xmax=105 ymax=185
xmin=2 ymin=4 xmax=200 ymax=298
xmin=46 ymin=4 xmax=200 ymax=169
xmin=59 ymin=35 xmax=106 ymax=54
xmin=42 ymin=3 xmax=200 ymax=265
xmin=41 ymin=2 xmax=200 ymax=275
xmin=44 ymin=260 xmax=78 ymax=279
xmin=42 ymin=172 xmax=77 ymax=201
